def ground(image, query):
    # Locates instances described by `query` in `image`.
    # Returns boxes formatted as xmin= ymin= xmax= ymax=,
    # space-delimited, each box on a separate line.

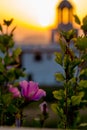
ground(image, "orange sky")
xmin=0 ymin=0 xmax=87 ymax=45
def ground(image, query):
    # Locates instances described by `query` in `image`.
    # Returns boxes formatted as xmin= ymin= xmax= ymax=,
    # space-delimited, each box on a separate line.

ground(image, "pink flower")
xmin=39 ymin=101 xmax=48 ymax=113
xmin=19 ymin=80 xmax=46 ymax=101
xmin=9 ymin=85 xmax=21 ymax=98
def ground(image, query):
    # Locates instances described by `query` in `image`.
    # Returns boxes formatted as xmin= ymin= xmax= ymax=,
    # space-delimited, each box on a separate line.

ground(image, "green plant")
xmin=74 ymin=14 xmax=87 ymax=36
xmin=0 ymin=18 xmax=46 ymax=127
xmin=0 ymin=18 xmax=25 ymax=126
xmin=51 ymin=19 xmax=87 ymax=128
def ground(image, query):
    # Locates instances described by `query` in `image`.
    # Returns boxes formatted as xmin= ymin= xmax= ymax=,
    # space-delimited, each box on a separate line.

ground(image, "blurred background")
xmin=0 ymin=0 xmax=87 ymax=86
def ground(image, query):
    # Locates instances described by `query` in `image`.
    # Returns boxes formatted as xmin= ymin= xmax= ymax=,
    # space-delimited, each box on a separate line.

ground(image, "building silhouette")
xmin=51 ymin=0 xmax=76 ymax=43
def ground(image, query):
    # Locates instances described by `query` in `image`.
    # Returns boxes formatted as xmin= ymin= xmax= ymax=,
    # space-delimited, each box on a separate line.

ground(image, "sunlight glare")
xmin=0 ymin=0 xmax=58 ymax=28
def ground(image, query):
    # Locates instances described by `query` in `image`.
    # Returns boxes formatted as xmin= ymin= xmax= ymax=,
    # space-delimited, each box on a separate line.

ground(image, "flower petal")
xmin=9 ymin=86 xmax=21 ymax=98
xmin=19 ymin=80 xmax=28 ymax=88
xmin=31 ymin=89 xmax=46 ymax=101
xmin=20 ymin=80 xmax=39 ymax=99
xmin=28 ymin=81 xmax=39 ymax=96
xmin=19 ymin=80 xmax=29 ymax=97
xmin=19 ymin=80 xmax=46 ymax=101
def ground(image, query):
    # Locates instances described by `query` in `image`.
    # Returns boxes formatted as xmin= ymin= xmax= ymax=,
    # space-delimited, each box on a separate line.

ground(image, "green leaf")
xmin=81 ymin=53 xmax=87 ymax=61
xmin=67 ymin=98 xmax=71 ymax=106
xmin=81 ymin=16 xmax=87 ymax=34
xmin=1 ymin=34 xmax=11 ymax=46
xmin=69 ymin=77 xmax=76 ymax=86
xmin=55 ymin=73 xmax=65 ymax=82
xmin=7 ymin=68 xmax=16 ymax=81
xmin=0 ymin=34 xmax=14 ymax=48
xmin=75 ymin=36 xmax=87 ymax=50
xmin=53 ymin=90 xmax=64 ymax=100
xmin=78 ymin=91 xmax=84 ymax=97
xmin=8 ymin=37 xmax=14 ymax=48
xmin=71 ymin=92 xmax=84 ymax=106
xmin=0 ymin=43 xmax=6 ymax=53
xmin=51 ymin=103 xmax=58 ymax=114
xmin=81 ymin=24 xmax=87 ymax=33
xmin=59 ymin=38 xmax=66 ymax=53
xmin=2 ymin=93 xmax=12 ymax=105
xmin=79 ymin=80 xmax=87 ymax=89
xmin=73 ymin=15 xmax=81 ymax=25
xmin=54 ymin=52 xmax=62 ymax=65
xmin=4 ymin=55 xmax=11 ymax=65
xmin=0 ymin=63 xmax=4 ymax=72
xmin=79 ymin=123 xmax=87 ymax=127
xmin=0 ymin=57 xmax=2 ymax=62
xmin=7 ymin=104 xmax=19 ymax=114
xmin=60 ymin=29 xmax=76 ymax=42
xmin=71 ymin=96 xmax=80 ymax=106
xmin=82 ymin=15 xmax=87 ymax=25
xmin=14 ymin=68 xmax=25 ymax=79
xmin=70 ymin=59 xmax=81 ymax=70
xmin=63 ymin=55 xmax=70 ymax=69
xmin=51 ymin=103 xmax=63 ymax=115
xmin=13 ymin=48 xmax=22 ymax=57
xmin=80 ymin=69 xmax=87 ymax=79
xmin=0 ymin=75 xmax=5 ymax=83
xmin=3 ymin=18 xmax=13 ymax=27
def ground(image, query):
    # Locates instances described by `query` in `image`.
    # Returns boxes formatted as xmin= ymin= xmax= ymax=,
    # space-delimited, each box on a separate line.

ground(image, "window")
xmin=27 ymin=73 xmax=33 ymax=81
xmin=34 ymin=52 xmax=42 ymax=62
xmin=62 ymin=7 xmax=69 ymax=24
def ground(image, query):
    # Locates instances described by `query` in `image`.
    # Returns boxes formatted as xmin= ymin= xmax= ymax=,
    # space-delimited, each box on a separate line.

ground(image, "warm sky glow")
xmin=0 ymin=0 xmax=57 ymax=28
xmin=0 ymin=0 xmax=87 ymax=44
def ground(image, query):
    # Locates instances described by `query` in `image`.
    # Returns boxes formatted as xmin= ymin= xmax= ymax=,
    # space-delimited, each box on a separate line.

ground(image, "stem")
xmin=0 ymin=112 xmax=4 ymax=126
xmin=64 ymin=46 xmax=69 ymax=128
xmin=65 ymin=73 xmax=68 ymax=129
xmin=6 ymin=26 xmax=8 ymax=34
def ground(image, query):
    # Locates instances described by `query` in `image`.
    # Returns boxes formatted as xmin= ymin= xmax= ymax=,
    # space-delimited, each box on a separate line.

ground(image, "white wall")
xmin=22 ymin=52 xmax=63 ymax=86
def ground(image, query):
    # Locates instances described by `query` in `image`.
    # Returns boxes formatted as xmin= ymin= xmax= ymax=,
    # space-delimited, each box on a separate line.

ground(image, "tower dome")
xmin=58 ymin=0 xmax=72 ymax=9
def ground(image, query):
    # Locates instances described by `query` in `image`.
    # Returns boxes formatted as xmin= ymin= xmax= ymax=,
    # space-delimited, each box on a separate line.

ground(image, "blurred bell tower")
xmin=51 ymin=0 xmax=75 ymax=43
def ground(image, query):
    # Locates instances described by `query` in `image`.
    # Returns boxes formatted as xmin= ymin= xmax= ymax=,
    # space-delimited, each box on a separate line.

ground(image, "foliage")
xmin=0 ymin=19 xmax=25 ymax=126
xmin=0 ymin=19 xmax=47 ymax=127
xmin=52 ymin=15 xmax=87 ymax=129
xmin=74 ymin=14 xmax=87 ymax=36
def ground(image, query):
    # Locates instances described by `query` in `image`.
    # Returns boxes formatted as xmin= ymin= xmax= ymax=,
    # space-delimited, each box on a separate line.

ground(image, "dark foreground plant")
xmin=0 ymin=19 xmax=46 ymax=126
xmin=51 ymin=15 xmax=87 ymax=129
xmin=0 ymin=18 xmax=25 ymax=126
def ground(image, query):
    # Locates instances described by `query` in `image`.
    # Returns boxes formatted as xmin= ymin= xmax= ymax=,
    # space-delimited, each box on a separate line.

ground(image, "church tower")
xmin=51 ymin=0 xmax=75 ymax=43
xmin=57 ymin=0 xmax=73 ymax=30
